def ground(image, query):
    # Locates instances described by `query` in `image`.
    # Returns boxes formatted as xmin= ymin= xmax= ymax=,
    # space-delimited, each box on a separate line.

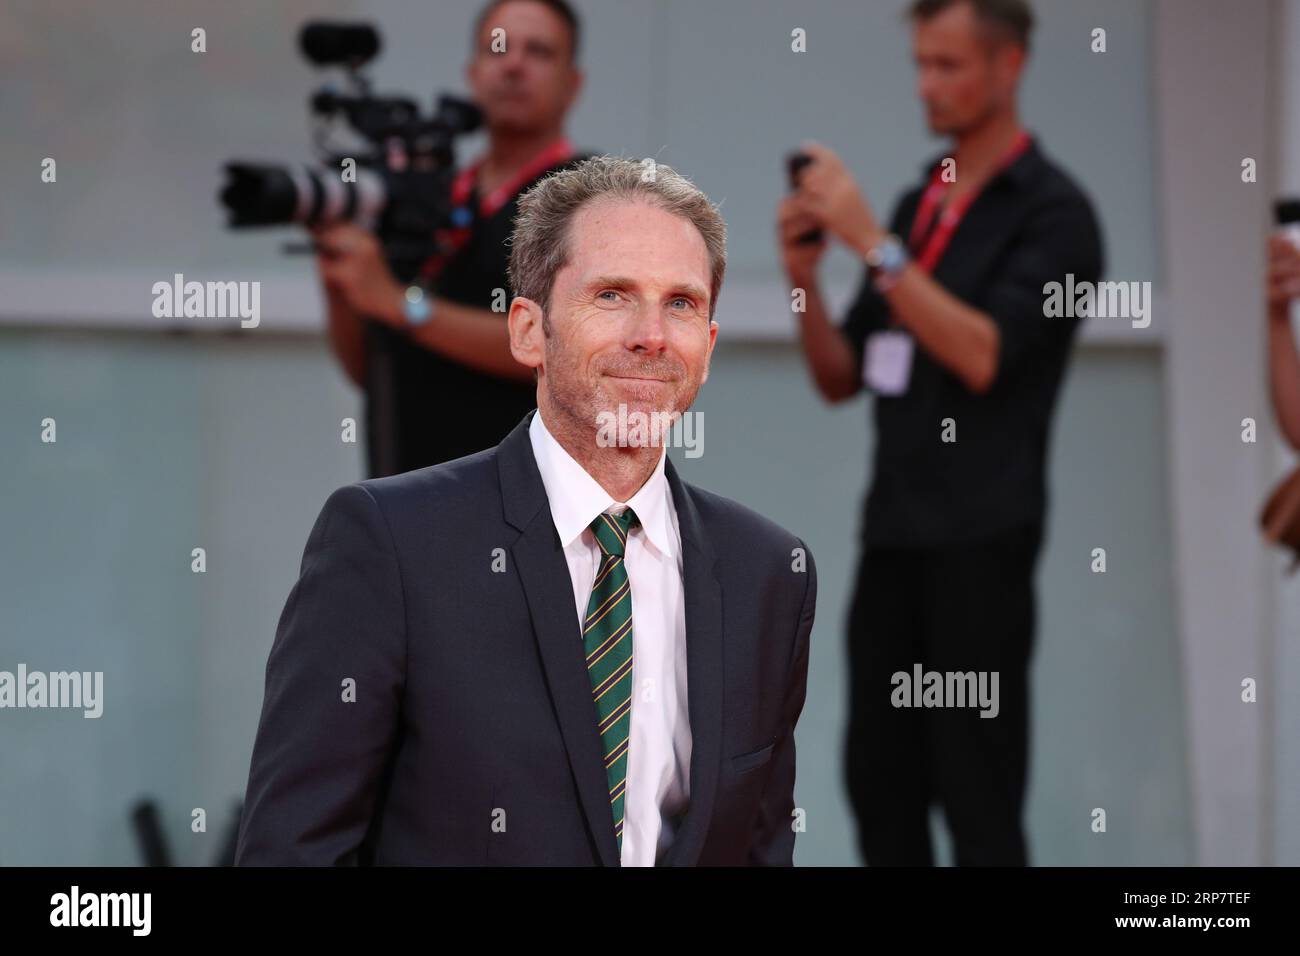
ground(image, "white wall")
xmin=1155 ymin=0 xmax=1276 ymax=865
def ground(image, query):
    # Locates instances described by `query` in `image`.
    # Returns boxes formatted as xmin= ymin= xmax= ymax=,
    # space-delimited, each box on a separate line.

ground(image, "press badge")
xmin=863 ymin=330 xmax=914 ymax=395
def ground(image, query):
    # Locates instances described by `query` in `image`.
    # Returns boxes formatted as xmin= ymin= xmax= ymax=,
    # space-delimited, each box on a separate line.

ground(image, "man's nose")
xmin=625 ymin=302 xmax=669 ymax=352
xmin=917 ymin=68 xmax=937 ymax=102
xmin=499 ymin=44 xmax=528 ymax=72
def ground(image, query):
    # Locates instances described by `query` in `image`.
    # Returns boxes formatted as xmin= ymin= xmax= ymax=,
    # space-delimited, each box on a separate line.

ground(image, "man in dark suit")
xmin=236 ymin=155 xmax=818 ymax=866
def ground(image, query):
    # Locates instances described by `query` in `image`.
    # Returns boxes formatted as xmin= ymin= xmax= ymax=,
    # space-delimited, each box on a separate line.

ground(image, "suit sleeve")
xmin=747 ymin=540 xmax=817 ymax=866
xmin=235 ymin=483 xmax=407 ymax=865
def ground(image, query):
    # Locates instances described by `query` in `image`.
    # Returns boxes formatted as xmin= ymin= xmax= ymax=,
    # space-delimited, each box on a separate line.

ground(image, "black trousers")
xmin=843 ymin=521 xmax=1044 ymax=866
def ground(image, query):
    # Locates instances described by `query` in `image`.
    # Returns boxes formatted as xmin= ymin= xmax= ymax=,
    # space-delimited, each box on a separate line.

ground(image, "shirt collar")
xmin=528 ymin=409 xmax=677 ymax=559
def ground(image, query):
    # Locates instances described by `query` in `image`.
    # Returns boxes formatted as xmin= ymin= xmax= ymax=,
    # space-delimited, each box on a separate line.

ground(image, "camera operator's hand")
xmin=1268 ymin=233 xmax=1300 ymax=319
xmin=777 ymin=192 xmax=827 ymax=288
xmin=793 ymin=142 xmax=885 ymax=256
xmin=313 ymin=223 xmax=406 ymax=328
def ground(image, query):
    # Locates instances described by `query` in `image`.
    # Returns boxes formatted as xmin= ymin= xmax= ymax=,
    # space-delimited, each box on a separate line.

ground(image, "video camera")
xmin=218 ymin=21 xmax=482 ymax=282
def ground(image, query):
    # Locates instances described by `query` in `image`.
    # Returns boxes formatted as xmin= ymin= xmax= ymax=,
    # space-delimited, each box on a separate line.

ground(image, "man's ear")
xmin=563 ymin=67 xmax=585 ymax=114
xmin=700 ymin=319 xmax=719 ymax=385
xmin=994 ymin=42 xmax=1025 ymax=97
xmin=508 ymin=296 xmax=545 ymax=375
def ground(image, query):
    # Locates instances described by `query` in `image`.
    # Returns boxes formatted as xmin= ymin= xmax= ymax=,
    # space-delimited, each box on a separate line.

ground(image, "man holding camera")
xmin=777 ymin=0 xmax=1102 ymax=865
xmin=314 ymin=0 xmax=589 ymax=477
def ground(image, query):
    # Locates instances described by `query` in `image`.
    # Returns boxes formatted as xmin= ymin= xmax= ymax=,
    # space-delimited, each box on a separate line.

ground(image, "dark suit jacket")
xmin=235 ymin=409 xmax=817 ymax=865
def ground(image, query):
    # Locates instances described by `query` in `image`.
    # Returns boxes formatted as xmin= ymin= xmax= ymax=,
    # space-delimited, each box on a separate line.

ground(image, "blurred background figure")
xmin=1267 ymin=203 xmax=1300 ymax=449
xmin=316 ymin=0 xmax=591 ymax=477
xmin=778 ymin=0 xmax=1102 ymax=864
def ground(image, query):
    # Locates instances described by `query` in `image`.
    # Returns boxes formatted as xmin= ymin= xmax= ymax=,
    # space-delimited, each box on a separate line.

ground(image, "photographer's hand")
xmin=777 ymin=192 xmax=827 ymax=288
xmin=1267 ymin=233 xmax=1300 ymax=450
xmin=792 ymin=142 xmax=998 ymax=394
xmin=793 ymin=141 xmax=885 ymax=255
xmin=777 ymin=190 xmax=863 ymax=403
xmin=310 ymin=223 xmax=534 ymax=383
xmin=313 ymin=223 xmax=406 ymax=328
xmin=1268 ymin=233 xmax=1300 ymax=318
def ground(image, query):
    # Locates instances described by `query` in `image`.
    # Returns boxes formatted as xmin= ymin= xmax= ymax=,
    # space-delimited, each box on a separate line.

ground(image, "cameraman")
xmin=314 ymin=0 xmax=589 ymax=477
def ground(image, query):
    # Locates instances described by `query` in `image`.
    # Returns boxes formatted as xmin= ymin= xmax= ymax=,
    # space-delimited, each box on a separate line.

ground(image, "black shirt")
xmin=840 ymin=137 xmax=1104 ymax=549
xmin=364 ymin=152 xmax=594 ymax=478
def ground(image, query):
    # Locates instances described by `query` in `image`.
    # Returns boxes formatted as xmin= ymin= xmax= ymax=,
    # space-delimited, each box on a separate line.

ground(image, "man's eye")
xmin=670 ymin=297 xmax=692 ymax=310
xmin=598 ymin=290 xmax=620 ymax=301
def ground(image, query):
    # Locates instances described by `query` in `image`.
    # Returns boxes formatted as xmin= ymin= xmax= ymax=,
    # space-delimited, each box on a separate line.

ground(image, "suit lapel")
xmin=657 ymin=455 xmax=723 ymax=867
xmin=499 ymin=411 xmax=620 ymax=866
xmin=496 ymin=411 xmax=724 ymax=867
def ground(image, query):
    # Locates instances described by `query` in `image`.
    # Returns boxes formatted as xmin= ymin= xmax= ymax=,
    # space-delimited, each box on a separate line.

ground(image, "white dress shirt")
xmin=528 ymin=409 xmax=691 ymax=866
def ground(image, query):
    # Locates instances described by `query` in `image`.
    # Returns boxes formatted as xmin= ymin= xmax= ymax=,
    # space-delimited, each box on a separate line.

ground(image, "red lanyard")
xmin=452 ymin=135 xmax=576 ymax=217
xmin=907 ymin=130 xmax=1031 ymax=273
xmin=418 ymin=136 xmax=576 ymax=283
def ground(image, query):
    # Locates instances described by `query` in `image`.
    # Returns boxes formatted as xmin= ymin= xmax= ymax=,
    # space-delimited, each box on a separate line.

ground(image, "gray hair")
xmin=507 ymin=155 xmax=727 ymax=323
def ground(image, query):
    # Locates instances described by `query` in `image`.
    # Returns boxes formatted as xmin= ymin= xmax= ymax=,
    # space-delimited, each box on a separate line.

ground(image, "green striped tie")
xmin=584 ymin=508 xmax=639 ymax=856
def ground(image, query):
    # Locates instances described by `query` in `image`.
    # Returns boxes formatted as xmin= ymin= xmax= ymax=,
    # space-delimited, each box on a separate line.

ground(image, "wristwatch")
xmin=864 ymin=233 xmax=908 ymax=292
xmin=402 ymin=283 xmax=433 ymax=326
